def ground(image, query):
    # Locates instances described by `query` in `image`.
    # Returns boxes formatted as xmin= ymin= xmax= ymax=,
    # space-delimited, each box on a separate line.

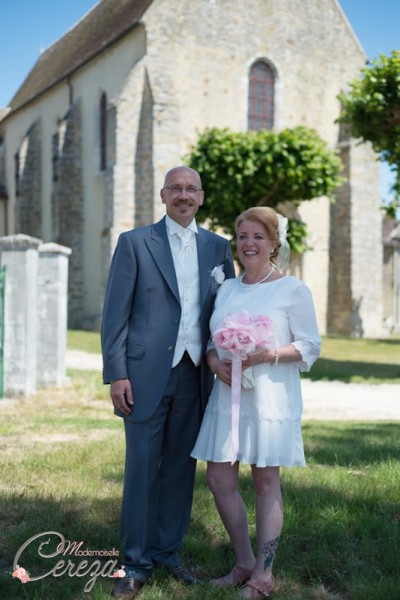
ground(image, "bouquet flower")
xmin=213 ymin=310 xmax=275 ymax=463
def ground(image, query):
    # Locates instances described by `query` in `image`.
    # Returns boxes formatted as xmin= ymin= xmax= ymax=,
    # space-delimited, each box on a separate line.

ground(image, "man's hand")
xmin=110 ymin=379 xmax=134 ymax=415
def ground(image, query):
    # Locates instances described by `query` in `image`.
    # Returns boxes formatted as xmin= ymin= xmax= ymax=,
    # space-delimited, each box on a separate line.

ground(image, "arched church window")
xmin=100 ymin=92 xmax=107 ymax=171
xmin=248 ymin=61 xmax=275 ymax=131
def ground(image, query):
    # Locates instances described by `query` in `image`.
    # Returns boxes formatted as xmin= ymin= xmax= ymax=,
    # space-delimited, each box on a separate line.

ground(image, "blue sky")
xmin=1 ymin=0 xmax=398 ymax=198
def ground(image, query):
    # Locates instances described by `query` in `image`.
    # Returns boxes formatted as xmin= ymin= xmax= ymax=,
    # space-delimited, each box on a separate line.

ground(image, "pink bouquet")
xmin=213 ymin=311 xmax=275 ymax=463
xmin=214 ymin=311 xmax=275 ymax=359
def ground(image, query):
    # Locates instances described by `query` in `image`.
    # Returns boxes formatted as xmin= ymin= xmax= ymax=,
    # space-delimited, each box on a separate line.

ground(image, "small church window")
xmin=248 ymin=61 xmax=275 ymax=131
xmin=14 ymin=152 xmax=20 ymax=197
xmin=52 ymin=133 xmax=59 ymax=182
xmin=100 ymin=92 xmax=107 ymax=171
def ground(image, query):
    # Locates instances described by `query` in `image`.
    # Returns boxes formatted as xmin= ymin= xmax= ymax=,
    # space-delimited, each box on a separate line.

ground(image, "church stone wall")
xmin=136 ymin=0 xmax=380 ymax=336
xmin=0 ymin=0 xmax=386 ymax=336
xmin=349 ymin=142 xmax=383 ymax=337
xmin=14 ymin=119 xmax=42 ymax=239
xmin=57 ymin=101 xmax=85 ymax=328
xmin=99 ymin=103 xmax=116 ymax=314
xmin=327 ymin=143 xmax=353 ymax=334
xmin=134 ymin=70 xmax=155 ymax=229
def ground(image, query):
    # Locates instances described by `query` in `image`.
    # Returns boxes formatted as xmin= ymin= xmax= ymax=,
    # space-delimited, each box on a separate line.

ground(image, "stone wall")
xmin=56 ymin=101 xmax=84 ymax=328
xmin=99 ymin=102 xmax=116 ymax=315
xmin=1 ymin=0 xmax=389 ymax=336
xmin=112 ymin=0 xmax=382 ymax=336
xmin=328 ymin=142 xmax=353 ymax=334
xmin=0 ymin=235 xmax=70 ymax=396
xmin=134 ymin=70 xmax=154 ymax=228
xmin=14 ymin=119 xmax=42 ymax=238
xmin=383 ymin=223 xmax=400 ymax=332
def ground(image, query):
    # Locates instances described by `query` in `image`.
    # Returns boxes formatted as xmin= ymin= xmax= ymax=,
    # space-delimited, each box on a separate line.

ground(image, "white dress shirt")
xmin=165 ymin=215 xmax=202 ymax=367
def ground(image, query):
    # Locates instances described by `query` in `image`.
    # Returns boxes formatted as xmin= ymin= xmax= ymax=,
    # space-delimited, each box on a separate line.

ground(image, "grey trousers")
xmin=120 ymin=359 xmax=202 ymax=581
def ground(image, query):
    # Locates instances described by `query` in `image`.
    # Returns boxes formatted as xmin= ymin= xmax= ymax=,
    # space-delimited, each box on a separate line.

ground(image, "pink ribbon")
xmin=230 ymin=356 xmax=242 ymax=465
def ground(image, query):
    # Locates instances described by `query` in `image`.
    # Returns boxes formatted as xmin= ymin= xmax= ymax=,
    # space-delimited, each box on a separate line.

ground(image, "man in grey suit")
xmin=101 ymin=166 xmax=235 ymax=598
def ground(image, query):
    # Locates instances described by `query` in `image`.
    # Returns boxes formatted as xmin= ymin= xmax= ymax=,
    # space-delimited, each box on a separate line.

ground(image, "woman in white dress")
xmin=192 ymin=207 xmax=321 ymax=598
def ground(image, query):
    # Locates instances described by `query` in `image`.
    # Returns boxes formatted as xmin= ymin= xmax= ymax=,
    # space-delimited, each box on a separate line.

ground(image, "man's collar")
xmin=165 ymin=214 xmax=198 ymax=236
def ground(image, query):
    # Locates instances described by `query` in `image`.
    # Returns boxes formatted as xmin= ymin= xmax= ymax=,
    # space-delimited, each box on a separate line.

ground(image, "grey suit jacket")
xmin=101 ymin=217 xmax=235 ymax=422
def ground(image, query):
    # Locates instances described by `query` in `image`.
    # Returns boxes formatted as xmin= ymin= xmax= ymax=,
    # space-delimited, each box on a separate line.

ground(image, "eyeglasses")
xmin=163 ymin=185 xmax=203 ymax=195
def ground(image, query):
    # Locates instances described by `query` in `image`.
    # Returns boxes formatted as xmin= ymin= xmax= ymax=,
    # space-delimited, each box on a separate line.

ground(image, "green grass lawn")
xmin=303 ymin=336 xmax=400 ymax=383
xmin=68 ymin=329 xmax=101 ymax=354
xmin=67 ymin=330 xmax=400 ymax=383
xmin=0 ymin=370 xmax=399 ymax=599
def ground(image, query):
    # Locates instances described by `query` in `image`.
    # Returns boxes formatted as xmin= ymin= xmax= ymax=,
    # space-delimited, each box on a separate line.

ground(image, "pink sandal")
xmin=239 ymin=576 xmax=276 ymax=598
xmin=210 ymin=565 xmax=253 ymax=587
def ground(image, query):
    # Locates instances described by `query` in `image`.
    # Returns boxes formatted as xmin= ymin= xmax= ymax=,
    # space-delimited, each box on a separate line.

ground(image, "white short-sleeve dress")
xmin=191 ymin=275 xmax=321 ymax=467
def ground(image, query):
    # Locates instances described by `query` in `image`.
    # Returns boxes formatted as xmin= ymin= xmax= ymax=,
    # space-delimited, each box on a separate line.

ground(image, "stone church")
xmin=0 ymin=0 xmax=389 ymax=335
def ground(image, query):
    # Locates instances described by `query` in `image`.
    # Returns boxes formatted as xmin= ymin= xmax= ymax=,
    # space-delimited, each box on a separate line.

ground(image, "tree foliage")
xmin=338 ymin=50 xmax=400 ymax=201
xmin=185 ymin=126 xmax=342 ymax=253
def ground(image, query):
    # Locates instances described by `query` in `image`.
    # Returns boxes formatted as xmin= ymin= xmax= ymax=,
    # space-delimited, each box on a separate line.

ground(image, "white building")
xmin=0 ymin=0 xmax=386 ymax=335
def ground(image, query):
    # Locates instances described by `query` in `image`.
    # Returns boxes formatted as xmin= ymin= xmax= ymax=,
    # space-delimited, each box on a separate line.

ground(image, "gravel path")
xmin=67 ymin=351 xmax=400 ymax=421
xmin=301 ymin=379 xmax=400 ymax=421
xmin=67 ymin=349 xmax=103 ymax=372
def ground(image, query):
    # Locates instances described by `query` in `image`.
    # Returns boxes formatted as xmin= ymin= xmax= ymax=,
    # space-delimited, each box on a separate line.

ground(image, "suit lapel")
xmin=145 ymin=218 xmax=180 ymax=302
xmin=196 ymin=228 xmax=215 ymax=307
xmin=145 ymin=220 xmax=216 ymax=307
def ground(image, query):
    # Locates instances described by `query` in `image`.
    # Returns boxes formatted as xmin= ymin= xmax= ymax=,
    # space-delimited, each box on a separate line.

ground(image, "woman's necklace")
xmin=240 ymin=265 xmax=275 ymax=288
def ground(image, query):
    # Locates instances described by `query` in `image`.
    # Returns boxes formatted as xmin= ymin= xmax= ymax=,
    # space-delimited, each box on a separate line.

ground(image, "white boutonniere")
xmin=211 ymin=265 xmax=225 ymax=285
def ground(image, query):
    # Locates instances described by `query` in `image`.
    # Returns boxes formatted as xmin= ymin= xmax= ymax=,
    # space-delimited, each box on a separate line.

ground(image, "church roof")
xmin=8 ymin=0 xmax=154 ymax=114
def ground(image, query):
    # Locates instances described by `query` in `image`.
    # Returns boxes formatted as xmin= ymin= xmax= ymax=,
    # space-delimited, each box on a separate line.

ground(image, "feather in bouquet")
xmin=213 ymin=310 xmax=276 ymax=463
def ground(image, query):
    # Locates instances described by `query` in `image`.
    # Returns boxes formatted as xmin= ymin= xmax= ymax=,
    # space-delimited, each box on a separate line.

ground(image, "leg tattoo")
xmin=262 ymin=536 xmax=280 ymax=570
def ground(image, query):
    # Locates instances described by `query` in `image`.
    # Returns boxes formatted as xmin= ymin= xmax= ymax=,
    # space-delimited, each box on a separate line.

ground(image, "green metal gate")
xmin=0 ymin=265 xmax=5 ymax=398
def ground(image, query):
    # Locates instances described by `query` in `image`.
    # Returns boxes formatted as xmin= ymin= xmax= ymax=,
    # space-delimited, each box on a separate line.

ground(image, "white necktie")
xmin=176 ymin=229 xmax=193 ymax=263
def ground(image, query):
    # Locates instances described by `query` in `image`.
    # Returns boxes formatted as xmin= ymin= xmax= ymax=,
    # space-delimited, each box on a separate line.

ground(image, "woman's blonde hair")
xmin=235 ymin=207 xmax=280 ymax=264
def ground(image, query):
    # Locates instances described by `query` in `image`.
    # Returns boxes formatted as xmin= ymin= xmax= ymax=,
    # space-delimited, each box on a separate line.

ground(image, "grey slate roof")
xmin=8 ymin=0 xmax=154 ymax=114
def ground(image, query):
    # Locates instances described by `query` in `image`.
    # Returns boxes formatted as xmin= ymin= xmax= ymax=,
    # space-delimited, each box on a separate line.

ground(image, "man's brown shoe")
xmin=112 ymin=577 xmax=143 ymax=598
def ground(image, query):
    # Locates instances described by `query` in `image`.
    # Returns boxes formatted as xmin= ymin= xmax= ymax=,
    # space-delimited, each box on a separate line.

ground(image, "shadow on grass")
xmin=302 ymin=357 xmax=400 ymax=382
xmin=302 ymin=422 xmax=400 ymax=466
xmin=190 ymin=474 xmax=399 ymax=600
xmin=2 ymin=422 xmax=399 ymax=599
xmin=191 ymin=422 xmax=400 ymax=599
xmin=0 ymin=494 xmax=122 ymax=600
xmin=0 ymin=492 xmax=238 ymax=600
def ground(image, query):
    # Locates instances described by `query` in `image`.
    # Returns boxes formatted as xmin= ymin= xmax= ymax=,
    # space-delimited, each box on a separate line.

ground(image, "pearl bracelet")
xmin=272 ymin=349 xmax=279 ymax=366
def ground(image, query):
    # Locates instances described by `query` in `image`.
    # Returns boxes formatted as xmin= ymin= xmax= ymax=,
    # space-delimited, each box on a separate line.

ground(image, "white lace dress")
xmin=191 ymin=276 xmax=321 ymax=467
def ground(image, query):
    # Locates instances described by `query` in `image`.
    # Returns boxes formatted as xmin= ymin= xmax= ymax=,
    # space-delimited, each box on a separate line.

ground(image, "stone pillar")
xmin=37 ymin=243 xmax=72 ymax=387
xmin=0 ymin=234 xmax=41 ymax=396
xmin=388 ymin=225 xmax=400 ymax=332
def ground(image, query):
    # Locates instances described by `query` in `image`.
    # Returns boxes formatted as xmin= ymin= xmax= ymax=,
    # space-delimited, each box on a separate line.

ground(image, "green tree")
xmin=185 ymin=126 xmax=342 ymax=254
xmin=338 ymin=50 xmax=400 ymax=208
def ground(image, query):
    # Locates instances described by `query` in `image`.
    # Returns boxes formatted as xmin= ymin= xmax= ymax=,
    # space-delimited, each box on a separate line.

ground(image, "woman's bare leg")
xmin=207 ymin=461 xmax=255 ymax=581
xmin=239 ymin=466 xmax=282 ymax=597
